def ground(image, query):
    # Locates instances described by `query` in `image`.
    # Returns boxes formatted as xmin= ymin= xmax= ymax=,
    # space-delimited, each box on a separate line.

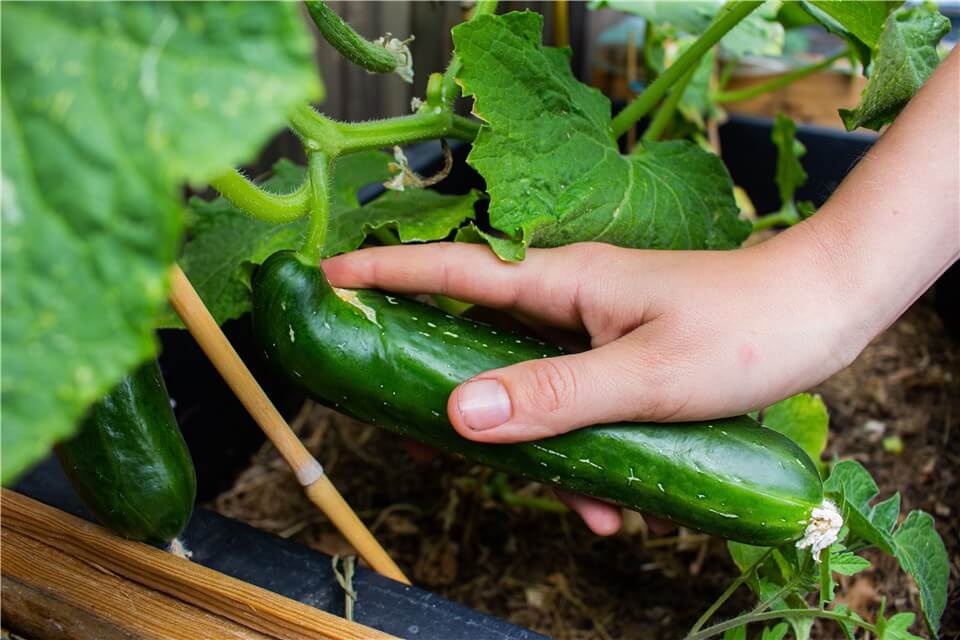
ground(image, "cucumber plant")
xmin=1 ymin=1 xmax=950 ymax=637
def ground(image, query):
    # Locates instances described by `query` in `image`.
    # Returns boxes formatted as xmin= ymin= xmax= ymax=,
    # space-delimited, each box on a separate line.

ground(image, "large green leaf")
xmin=0 ymin=2 xmax=320 ymax=484
xmin=803 ymin=1 xmax=901 ymax=65
xmin=327 ymin=188 xmax=481 ymax=256
xmin=809 ymin=1 xmax=900 ymax=50
xmin=722 ymin=1 xmax=785 ymax=58
xmin=761 ymin=392 xmax=825 ymax=472
xmin=593 ymin=1 xmax=715 ymax=34
xmin=891 ymin=511 xmax=949 ymax=636
xmin=593 ymin=0 xmax=784 ymax=57
xmin=839 ymin=5 xmax=949 ymax=131
xmin=824 ymin=461 xmax=948 ymax=636
xmin=173 ymin=156 xmax=480 ymax=325
xmin=453 ymin=11 xmax=749 ymax=260
xmin=824 ymin=460 xmax=896 ymax=553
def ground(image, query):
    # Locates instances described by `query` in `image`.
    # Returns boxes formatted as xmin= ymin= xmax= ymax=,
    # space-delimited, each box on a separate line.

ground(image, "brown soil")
xmin=210 ymin=298 xmax=958 ymax=640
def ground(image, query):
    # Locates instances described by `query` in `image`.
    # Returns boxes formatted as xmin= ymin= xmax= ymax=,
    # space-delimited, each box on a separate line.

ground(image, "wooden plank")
xmin=1 ymin=490 xmax=398 ymax=640
xmin=1 ymin=528 xmax=271 ymax=640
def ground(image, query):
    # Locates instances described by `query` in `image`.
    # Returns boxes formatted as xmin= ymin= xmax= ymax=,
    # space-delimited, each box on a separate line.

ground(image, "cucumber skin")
xmin=56 ymin=361 xmax=196 ymax=544
xmin=253 ymin=251 xmax=822 ymax=545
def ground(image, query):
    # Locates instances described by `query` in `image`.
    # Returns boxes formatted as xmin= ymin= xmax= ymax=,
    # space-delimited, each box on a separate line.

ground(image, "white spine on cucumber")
xmin=796 ymin=499 xmax=842 ymax=561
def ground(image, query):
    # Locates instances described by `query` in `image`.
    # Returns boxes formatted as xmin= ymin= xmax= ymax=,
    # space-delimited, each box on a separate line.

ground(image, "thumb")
xmin=447 ymin=323 xmax=693 ymax=443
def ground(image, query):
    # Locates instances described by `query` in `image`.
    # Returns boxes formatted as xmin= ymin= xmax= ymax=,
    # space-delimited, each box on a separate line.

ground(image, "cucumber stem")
xmin=641 ymin=65 xmax=697 ymax=144
xmin=611 ymin=1 xmax=762 ymax=138
xmin=331 ymin=555 xmax=358 ymax=621
xmin=431 ymin=295 xmax=474 ymax=316
xmin=683 ymin=607 xmax=877 ymax=640
xmin=209 ymin=169 xmax=309 ymax=223
xmin=298 ymin=151 xmax=332 ymax=265
xmin=490 ymin=473 xmax=568 ymax=513
xmin=688 ymin=547 xmax=774 ymax=633
xmin=289 ymin=106 xmax=480 ymax=157
xmin=749 ymin=568 xmax=806 ymax=615
xmin=712 ymin=51 xmax=847 ymax=104
xmin=752 ymin=205 xmax=800 ymax=232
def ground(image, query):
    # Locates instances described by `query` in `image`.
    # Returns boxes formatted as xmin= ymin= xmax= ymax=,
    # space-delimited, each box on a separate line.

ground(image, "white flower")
xmin=796 ymin=499 xmax=843 ymax=562
xmin=373 ymin=34 xmax=414 ymax=83
xmin=384 ymin=146 xmax=412 ymax=192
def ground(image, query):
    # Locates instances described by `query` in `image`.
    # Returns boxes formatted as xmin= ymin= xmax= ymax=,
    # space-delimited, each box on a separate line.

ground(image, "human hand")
xmin=322 ymin=227 xmax=868 ymax=534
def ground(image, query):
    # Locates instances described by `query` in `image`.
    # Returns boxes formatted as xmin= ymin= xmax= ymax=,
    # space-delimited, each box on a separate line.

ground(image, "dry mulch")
xmin=210 ymin=298 xmax=958 ymax=640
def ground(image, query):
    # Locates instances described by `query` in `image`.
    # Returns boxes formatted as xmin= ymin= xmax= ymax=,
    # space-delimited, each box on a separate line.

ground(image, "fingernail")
xmin=457 ymin=379 xmax=511 ymax=431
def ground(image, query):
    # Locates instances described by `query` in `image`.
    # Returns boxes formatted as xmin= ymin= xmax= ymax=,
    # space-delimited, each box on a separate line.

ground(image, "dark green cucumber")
xmin=252 ymin=251 xmax=824 ymax=546
xmin=56 ymin=360 xmax=196 ymax=544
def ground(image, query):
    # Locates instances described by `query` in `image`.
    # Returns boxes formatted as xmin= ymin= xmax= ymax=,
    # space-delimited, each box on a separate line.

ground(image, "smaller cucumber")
xmin=56 ymin=360 xmax=196 ymax=544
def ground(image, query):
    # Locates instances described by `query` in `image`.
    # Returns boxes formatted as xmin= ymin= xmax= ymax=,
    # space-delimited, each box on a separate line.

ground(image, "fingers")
xmin=446 ymin=321 xmax=697 ymax=443
xmin=555 ymin=490 xmax=622 ymax=536
xmin=554 ymin=490 xmax=675 ymax=537
xmin=322 ymin=243 xmax=594 ymax=331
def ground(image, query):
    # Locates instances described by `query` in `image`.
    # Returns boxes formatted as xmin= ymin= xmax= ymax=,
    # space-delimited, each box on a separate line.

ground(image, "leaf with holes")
xmin=762 ymin=392 xmax=825 ymax=475
xmin=453 ymin=11 xmax=749 ymax=260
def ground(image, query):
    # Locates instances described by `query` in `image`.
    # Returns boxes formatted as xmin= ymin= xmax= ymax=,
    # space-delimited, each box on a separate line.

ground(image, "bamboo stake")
xmin=2 ymin=490 xmax=398 ymax=640
xmin=167 ymin=264 xmax=409 ymax=585
xmin=553 ymin=0 xmax=569 ymax=48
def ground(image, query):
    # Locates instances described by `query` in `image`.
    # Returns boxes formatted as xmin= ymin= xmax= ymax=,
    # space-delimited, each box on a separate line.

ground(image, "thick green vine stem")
xmin=490 ymin=473 xmax=568 ymax=513
xmin=640 ymin=66 xmax=697 ymax=144
xmin=305 ymin=1 xmax=412 ymax=82
xmin=683 ymin=608 xmax=878 ymax=640
xmin=611 ymin=1 xmax=762 ymax=138
xmin=688 ymin=548 xmax=774 ymax=633
xmin=752 ymin=206 xmax=800 ymax=232
xmin=289 ymin=105 xmax=480 ymax=156
xmin=713 ymin=50 xmax=847 ymax=103
xmin=209 ymin=170 xmax=309 ymax=223
xmin=298 ymin=150 xmax=332 ymax=265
